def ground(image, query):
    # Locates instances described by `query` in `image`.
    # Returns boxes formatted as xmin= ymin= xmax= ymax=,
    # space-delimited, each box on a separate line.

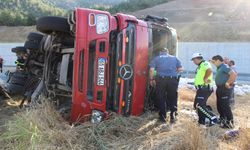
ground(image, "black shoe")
xmin=159 ymin=118 xmax=166 ymax=123
xmin=170 ymin=111 xmax=178 ymax=123
xmin=170 ymin=118 xmax=176 ymax=124
xmin=220 ymin=120 xmax=234 ymax=129
xmin=159 ymin=114 xmax=167 ymax=123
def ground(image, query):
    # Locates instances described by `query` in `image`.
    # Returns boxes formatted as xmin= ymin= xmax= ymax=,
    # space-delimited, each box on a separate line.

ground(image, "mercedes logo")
xmin=119 ymin=64 xmax=133 ymax=80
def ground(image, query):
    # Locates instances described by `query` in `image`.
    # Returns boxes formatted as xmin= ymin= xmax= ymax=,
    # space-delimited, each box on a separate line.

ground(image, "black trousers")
xmin=216 ymin=86 xmax=234 ymax=123
xmin=156 ymin=77 xmax=179 ymax=120
xmin=0 ymin=63 xmax=2 ymax=72
xmin=194 ymin=87 xmax=213 ymax=124
xmin=229 ymin=85 xmax=235 ymax=105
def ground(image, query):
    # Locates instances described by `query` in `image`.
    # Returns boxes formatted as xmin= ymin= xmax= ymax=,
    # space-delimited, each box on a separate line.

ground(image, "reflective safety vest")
xmin=153 ymin=70 xmax=157 ymax=76
xmin=194 ymin=60 xmax=214 ymax=86
xmin=15 ymin=60 xmax=25 ymax=66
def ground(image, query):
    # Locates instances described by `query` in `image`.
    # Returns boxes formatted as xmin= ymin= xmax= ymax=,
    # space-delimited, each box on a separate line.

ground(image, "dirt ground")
xmin=0 ymin=87 xmax=249 ymax=149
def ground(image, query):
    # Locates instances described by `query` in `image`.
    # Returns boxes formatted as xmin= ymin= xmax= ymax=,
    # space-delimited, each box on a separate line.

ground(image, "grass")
xmin=0 ymin=100 xmax=78 ymax=150
xmin=1 ymin=93 xmax=250 ymax=150
xmin=0 ymin=98 xmax=154 ymax=149
xmin=173 ymin=120 xmax=218 ymax=150
xmin=236 ymin=128 xmax=250 ymax=150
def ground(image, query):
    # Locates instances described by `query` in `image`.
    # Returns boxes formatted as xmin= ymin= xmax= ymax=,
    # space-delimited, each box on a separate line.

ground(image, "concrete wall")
xmin=1 ymin=42 xmax=250 ymax=80
xmin=178 ymin=42 xmax=250 ymax=81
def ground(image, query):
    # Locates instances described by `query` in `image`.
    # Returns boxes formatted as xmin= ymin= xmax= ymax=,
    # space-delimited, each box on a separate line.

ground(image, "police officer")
xmin=191 ymin=53 xmax=217 ymax=126
xmin=228 ymin=60 xmax=237 ymax=106
xmin=149 ymin=48 xmax=183 ymax=123
xmin=15 ymin=57 xmax=26 ymax=70
xmin=0 ymin=56 xmax=3 ymax=73
xmin=211 ymin=55 xmax=237 ymax=128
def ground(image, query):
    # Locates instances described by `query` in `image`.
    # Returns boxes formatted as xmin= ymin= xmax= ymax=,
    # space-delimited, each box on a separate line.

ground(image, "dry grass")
xmin=179 ymin=88 xmax=195 ymax=102
xmin=0 ymin=97 xmax=219 ymax=150
xmin=0 ymin=100 xmax=78 ymax=150
xmin=1 ymin=90 xmax=250 ymax=150
xmin=0 ymin=99 xmax=167 ymax=150
xmin=173 ymin=120 xmax=218 ymax=150
xmin=236 ymin=128 xmax=250 ymax=150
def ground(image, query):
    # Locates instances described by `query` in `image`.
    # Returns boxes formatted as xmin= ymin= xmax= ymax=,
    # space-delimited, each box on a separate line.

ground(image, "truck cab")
xmin=68 ymin=8 xmax=178 ymax=122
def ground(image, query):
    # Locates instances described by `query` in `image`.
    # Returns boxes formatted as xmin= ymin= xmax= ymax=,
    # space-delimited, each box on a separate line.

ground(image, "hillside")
xmin=0 ymin=0 xmax=169 ymax=26
xmin=0 ymin=0 xmax=171 ymax=42
xmin=1 ymin=0 xmax=250 ymax=42
xmin=0 ymin=0 xmax=66 ymax=26
xmin=47 ymin=0 xmax=126 ymax=9
xmin=131 ymin=0 xmax=250 ymax=42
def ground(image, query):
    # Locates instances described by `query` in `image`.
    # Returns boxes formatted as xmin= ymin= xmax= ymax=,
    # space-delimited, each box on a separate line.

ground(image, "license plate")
xmin=97 ymin=58 xmax=106 ymax=86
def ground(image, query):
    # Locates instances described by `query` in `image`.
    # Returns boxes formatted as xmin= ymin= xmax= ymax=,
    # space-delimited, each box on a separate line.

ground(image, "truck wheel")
xmin=11 ymin=46 xmax=27 ymax=53
xmin=24 ymin=40 xmax=40 ymax=50
xmin=36 ymin=16 xmax=70 ymax=34
xmin=27 ymin=32 xmax=44 ymax=41
xmin=25 ymin=32 xmax=44 ymax=50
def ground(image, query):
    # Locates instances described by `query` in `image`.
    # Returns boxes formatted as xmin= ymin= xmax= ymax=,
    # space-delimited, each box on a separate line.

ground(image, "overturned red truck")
xmin=69 ymin=8 xmax=178 ymax=122
xmin=1 ymin=8 xmax=178 ymax=123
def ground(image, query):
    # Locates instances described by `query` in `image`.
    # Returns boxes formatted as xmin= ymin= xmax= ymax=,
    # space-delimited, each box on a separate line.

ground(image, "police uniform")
xmin=215 ymin=63 xmax=234 ymax=127
xmin=229 ymin=65 xmax=237 ymax=106
xmin=149 ymin=51 xmax=182 ymax=122
xmin=15 ymin=58 xmax=25 ymax=70
xmin=0 ymin=57 xmax=3 ymax=73
xmin=194 ymin=60 xmax=216 ymax=125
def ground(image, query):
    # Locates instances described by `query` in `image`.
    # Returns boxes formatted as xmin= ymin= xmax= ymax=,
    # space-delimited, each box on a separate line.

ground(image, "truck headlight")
xmin=91 ymin=110 xmax=104 ymax=123
xmin=96 ymin=14 xmax=109 ymax=34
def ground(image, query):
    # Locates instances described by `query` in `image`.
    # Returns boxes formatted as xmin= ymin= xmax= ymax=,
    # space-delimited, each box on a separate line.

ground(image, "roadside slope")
xmin=0 ymin=26 xmax=35 ymax=43
xmin=1 ymin=0 xmax=250 ymax=42
xmin=131 ymin=0 xmax=250 ymax=42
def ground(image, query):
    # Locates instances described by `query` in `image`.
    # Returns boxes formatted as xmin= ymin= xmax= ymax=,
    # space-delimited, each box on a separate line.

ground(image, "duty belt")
xmin=195 ymin=85 xmax=212 ymax=90
xmin=157 ymin=76 xmax=178 ymax=79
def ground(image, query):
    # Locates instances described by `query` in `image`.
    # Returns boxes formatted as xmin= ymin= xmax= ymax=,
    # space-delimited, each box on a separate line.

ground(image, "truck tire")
xmin=24 ymin=40 xmax=40 ymax=50
xmin=36 ymin=16 xmax=70 ymax=34
xmin=24 ymin=32 xmax=44 ymax=50
xmin=11 ymin=46 xmax=27 ymax=53
xmin=27 ymin=32 xmax=44 ymax=41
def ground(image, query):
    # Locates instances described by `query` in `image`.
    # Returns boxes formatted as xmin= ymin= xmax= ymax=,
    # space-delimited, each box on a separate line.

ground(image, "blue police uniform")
xmin=215 ymin=63 xmax=234 ymax=128
xmin=150 ymin=53 xmax=182 ymax=77
xmin=149 ymin=52 xmax=182 ymax=122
